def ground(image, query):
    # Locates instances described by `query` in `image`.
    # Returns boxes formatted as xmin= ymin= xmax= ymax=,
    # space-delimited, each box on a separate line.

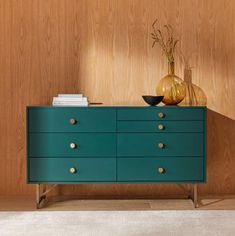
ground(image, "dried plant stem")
xmin=151 ymin=19 xmax=178 ymax=63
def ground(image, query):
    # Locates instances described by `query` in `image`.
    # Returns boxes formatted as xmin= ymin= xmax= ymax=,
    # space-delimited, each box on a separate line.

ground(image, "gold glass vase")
xmin=180 ymin=68 xmax=207 ymax=106
xmin=156 ymin=62 xmax=186 ymax=105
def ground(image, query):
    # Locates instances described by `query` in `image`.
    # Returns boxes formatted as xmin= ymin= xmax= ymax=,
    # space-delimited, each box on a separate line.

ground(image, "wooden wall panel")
xmin=0 ymin=0 xmax=234 ymax=196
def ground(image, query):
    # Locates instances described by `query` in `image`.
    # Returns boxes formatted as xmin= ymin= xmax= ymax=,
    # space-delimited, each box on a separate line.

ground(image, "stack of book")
xmin=52 ymin=94 xmax=89 ymax=106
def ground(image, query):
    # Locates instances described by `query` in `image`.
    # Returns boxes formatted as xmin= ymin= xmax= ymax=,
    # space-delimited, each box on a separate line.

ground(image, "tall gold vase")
xmin=156 ymin=62 xmax=186 ymax=105
xmin=180 ymin=68 xmax=207 ymax=106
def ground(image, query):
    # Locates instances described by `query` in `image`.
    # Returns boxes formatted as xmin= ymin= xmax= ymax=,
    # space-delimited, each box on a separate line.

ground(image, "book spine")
xmin=53 ymin=97 xmax=87 ymax=102
xmin=53 ymin=104 xmax=88 ymax=107
xmin=58 ymin=94 xmax=83 ymax=98
xmin=52 ymin=101 xmax=88 ymax=106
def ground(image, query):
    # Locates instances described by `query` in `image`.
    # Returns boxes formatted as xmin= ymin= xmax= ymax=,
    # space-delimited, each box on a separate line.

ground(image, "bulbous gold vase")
xmin=156 ymin=62 xmax=186 ymax=105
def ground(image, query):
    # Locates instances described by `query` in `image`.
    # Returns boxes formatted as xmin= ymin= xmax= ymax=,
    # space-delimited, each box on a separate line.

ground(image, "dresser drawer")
xmin=29 ymin=158 xmax=116 ymax=182
xmin=117 ymin=157 xmax=204 ymax=182
xmin=28 ymin=107 xmax=116 ymax=132
xmin=117 ymin=121 xmax=203 ymax=133
xmin=117 ymin=133 xmax=204 ymax=156
xmin=117 ymin=107 xmax=205 ymax=121
xmin=29 ymin=133 xmax=116 ymax=157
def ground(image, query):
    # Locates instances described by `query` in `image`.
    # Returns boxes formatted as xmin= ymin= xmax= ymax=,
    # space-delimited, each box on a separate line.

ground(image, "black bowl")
xmin=142 ymin=95 xmax=164 ymax=106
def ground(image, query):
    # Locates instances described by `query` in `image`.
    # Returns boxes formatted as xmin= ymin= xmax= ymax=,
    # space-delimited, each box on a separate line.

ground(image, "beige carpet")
xmin=0 ymin=211 xmax=235 ymax=236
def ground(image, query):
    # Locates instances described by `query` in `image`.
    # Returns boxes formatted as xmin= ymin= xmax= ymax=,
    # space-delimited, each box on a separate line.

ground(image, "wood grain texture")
xmin=0 ymin=0 xmax=234 ymax=196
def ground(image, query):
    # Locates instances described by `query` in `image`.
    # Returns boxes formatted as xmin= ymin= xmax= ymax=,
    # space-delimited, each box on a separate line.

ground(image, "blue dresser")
xmin=27 ymin=106 xmax=206 ymax=208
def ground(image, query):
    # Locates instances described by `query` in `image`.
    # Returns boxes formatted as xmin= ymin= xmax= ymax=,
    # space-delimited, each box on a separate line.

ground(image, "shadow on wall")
xmin=200 ymin=109 xmax=235 ymax=194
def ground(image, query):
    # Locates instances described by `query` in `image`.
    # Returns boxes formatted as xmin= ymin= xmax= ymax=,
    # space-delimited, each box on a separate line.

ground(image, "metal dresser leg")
xmin=192 ymin=184 xmax=199 ymax=208
xmin=171 ymin=184 xmax=199 ymax=208
xmin=36 ymin=184 xmax=58 ymax=209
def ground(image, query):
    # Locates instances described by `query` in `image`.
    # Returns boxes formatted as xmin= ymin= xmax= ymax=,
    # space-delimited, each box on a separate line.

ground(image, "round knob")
xmin=158 ymin=112 xmax=165 ymax=118
xmin=158 ymin=124 xmax=164 ymax=130
xmin=158 ymin=167 xmax=165 ymax=174
xmin=69 ymin=118 xmax=77 ymax=125
xmin=158 ymin=143 xmax=165 ymax=149
xmin=70 ymin=142 xmax=77 ymax=149
xmin=69 ymin=167 xmax=77 ymax=174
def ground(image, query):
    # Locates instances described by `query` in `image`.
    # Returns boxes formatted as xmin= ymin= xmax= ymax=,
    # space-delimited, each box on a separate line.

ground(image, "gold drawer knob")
xmin=70 ymin=142 xmax=77 ymax=149
xmin=158 ymin=124 xmax=164 ymax=130
xmin=69 ymin=118 xmax=77 ymax=125
xmin=158 ymin=112 xmax=165 ymax=118
xmin=69 ymin=167 xmax=77 ymax=174
xmin=158 ymin=143 xmax=165 ymax=149
xmin=158 ymin=167 xmax=165 ymax=174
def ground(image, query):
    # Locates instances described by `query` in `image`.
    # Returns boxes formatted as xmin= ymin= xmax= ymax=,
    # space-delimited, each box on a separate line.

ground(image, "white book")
xmin=53 ymin=101 xmax=88 ymax=104
xmin=53 ymin=103 xmax=88 ymax=107
xmin=52 ymin=101 xmax=89 ymax=106
xmin=58 ymin=94 xmax=83 ymax=98
xmin=53 ymin=97 xmax=87 ymax=102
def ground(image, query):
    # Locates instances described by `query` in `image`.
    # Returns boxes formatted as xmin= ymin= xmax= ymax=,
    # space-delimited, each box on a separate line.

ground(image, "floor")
xmin=0 ymin=195 xmax=235 ymax=211
xmin=1 ymin=210 xmax=235 ymax=236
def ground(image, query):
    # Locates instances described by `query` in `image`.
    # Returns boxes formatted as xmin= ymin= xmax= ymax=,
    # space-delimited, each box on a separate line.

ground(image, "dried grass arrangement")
xmin=151 ymin=19 xmax=179 ymax=63
xmin=151 ymin=19 xmax=186 ymax=105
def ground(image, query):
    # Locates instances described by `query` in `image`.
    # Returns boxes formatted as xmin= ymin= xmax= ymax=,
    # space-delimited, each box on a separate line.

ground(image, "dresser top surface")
xmin=27 ymin=105 xmax=206 ymax=109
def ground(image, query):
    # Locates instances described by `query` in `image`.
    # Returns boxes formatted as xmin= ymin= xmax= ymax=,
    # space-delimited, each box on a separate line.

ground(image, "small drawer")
xmin=117 ymin=133 xmax=204 ymax=156
xmin=117 ymin=121 xmax=204 ymax=133
xmin=27 ymin=107 xmax=116 ymax=132
xmin=117 ymin=157 xmax=204 ymax=182
xmin=29 ymin=158 xmax=116 ymax=182
xmin=117 ymin=107 xmax=205 ymax=121
xmin=29 ymin=133 xmax=116 ymax=157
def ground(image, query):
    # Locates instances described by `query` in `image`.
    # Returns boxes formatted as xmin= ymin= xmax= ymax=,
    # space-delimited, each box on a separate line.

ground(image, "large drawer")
xmin=28 ymin=107 xmax=116 ymax=132
xmin=29 ymin=158 xmax=116 ymax=182
xmin=117 ymin=157 xmax=204 ymax=182
xmin=29 ymin=133 xmax=116 ymax=157
xmin=117 ymin=133 xmax=204 ymax=156
xmin=117 ymin=121 xmax=203 ymax=133
xmin=117 ymin=107 xmax=205 ymax=121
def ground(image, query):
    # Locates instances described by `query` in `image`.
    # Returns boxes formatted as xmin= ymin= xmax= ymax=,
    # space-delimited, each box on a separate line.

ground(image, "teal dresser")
xmin=27 ymin=106 xmax=206 ymax=208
